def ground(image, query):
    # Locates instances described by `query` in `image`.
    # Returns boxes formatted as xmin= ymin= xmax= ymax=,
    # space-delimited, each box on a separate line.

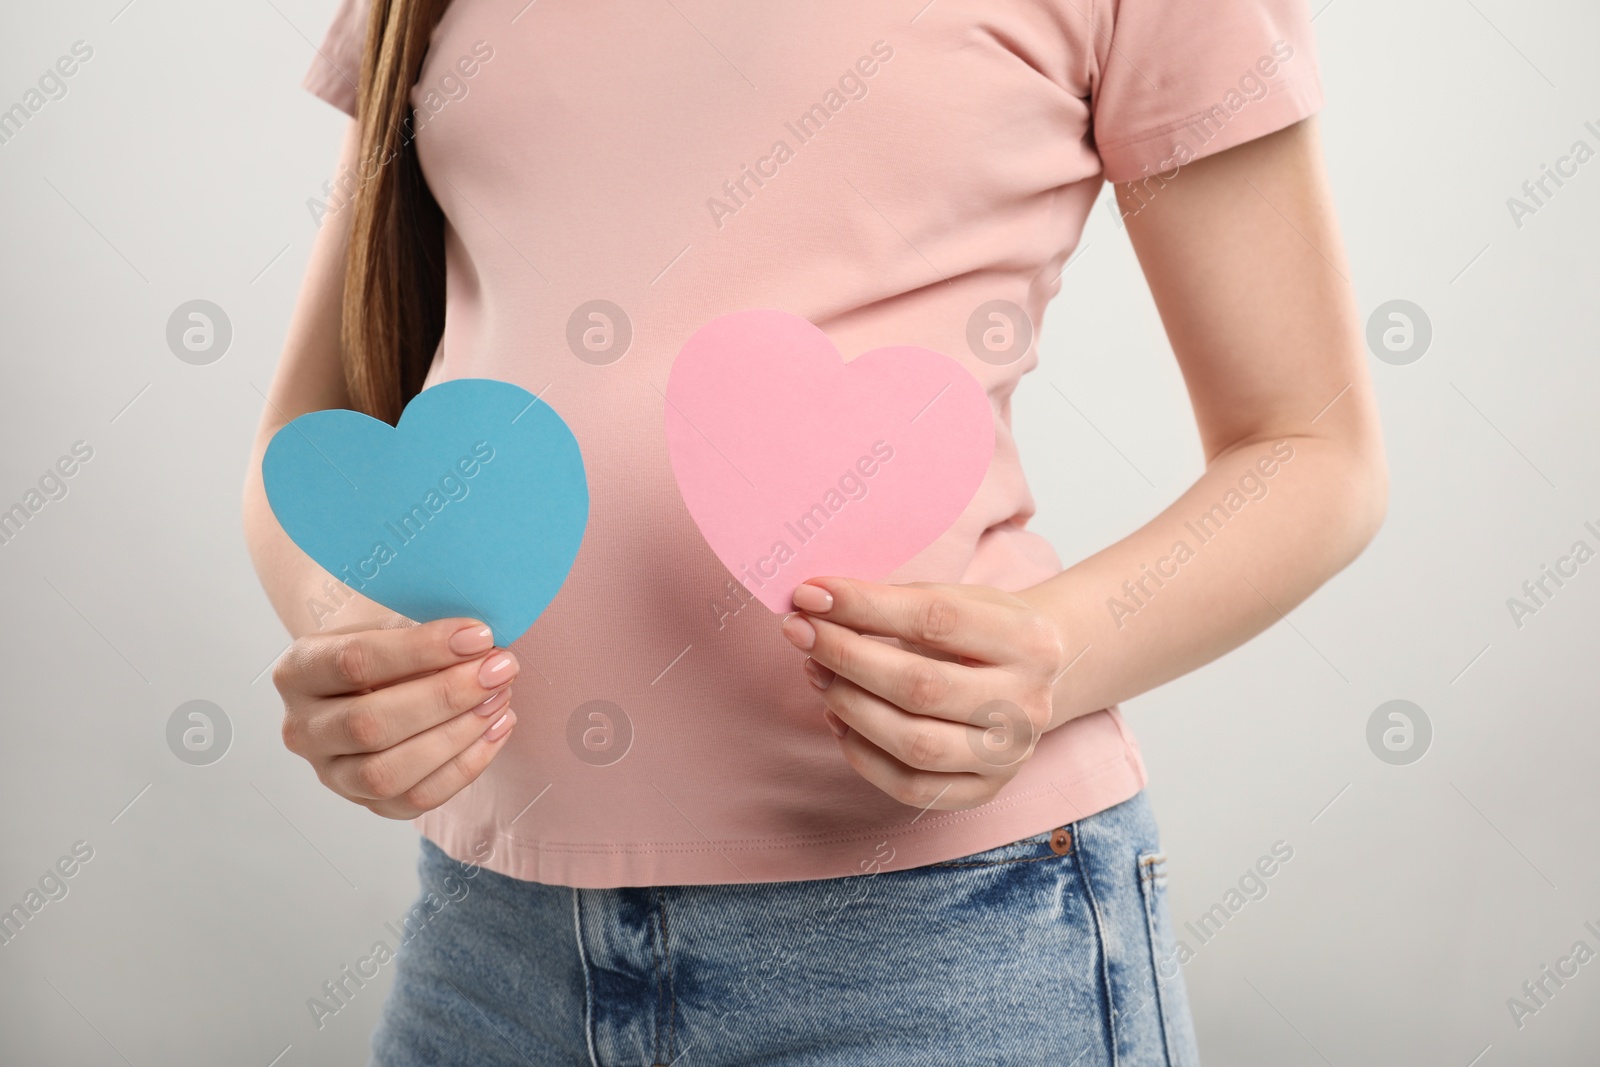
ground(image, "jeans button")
xmin=1049 ymin=827 xmax=1073 ymax=855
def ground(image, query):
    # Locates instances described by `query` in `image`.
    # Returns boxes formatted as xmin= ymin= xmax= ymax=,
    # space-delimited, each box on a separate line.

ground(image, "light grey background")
xmin=2 ymin=1 xmax=1596 ymax=1064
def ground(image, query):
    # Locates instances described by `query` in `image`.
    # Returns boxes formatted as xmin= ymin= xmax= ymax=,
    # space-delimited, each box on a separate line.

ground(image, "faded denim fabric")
xmin=370 ymin=790 xmax=1200 ymax=1066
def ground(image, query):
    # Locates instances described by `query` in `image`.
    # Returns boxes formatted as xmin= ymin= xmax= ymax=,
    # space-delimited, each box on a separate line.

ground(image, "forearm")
xmin=1020 ymin=432 xmax=1386 ymax=729
xmin=243 ymin=451 xmax=393 ymax=641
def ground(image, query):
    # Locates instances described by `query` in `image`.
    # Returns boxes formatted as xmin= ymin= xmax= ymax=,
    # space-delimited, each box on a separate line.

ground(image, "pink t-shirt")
xmin=301 ymin=0 xmax=1322 ymax=888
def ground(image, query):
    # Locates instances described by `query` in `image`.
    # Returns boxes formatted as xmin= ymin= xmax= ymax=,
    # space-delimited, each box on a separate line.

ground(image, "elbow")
xmin=1338 ymin=435 xmax=1389 ymax=563
xmin=241 ymin=453 xmax=265 ymax=546
xmin=241 ymin=433 xmax=279 ymax=560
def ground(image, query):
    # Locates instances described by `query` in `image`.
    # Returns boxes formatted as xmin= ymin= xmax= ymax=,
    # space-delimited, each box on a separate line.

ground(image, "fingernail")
xmin=781 ymin=613 xmax=816 ymax=651
xmin=478 ymin=651 xmax=517 ymax=688
xmin=823 ymin=709 xmax=849 ymax=739
xmin=485 ymin=709 xmax=516 ymax=741
xmin=803 ymin=658 xmax=834 ymax=690
xmin=450 ymin=624 xmax=495 ymax=655
xmin=477 ymin=686 xmax=512 ymax=716
xmin=792 ymin=583 xmax=833 ymax=614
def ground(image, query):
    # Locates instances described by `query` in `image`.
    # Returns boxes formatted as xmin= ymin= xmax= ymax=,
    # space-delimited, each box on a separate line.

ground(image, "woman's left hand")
xmin=781 ymin=576 xmax=1070 ymax=811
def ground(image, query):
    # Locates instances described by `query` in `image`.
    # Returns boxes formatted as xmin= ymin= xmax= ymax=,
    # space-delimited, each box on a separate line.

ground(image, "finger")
xmin=792 ymin=578 xmax=1030 ymax=662
xmin=791 ymin=614 xmax=981 ymax=724
xmin=278 ymin=616 xmax=500 ymax=698
xmin=831 ymin=727 xmax=992 ymax=811
xmin=811 ymin=665 xmax=984 ymax=774
xmin=326 ymin=688 xmax=514 ymax=802
xmin=366 ymin=707 xmax=518 ymax=819
xmin=307 ymin=649 xmax=520 ymax=755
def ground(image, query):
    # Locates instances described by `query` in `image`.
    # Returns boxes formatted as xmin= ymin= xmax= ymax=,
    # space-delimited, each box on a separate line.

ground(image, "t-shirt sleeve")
xmin=301 ymin=0 xmax=370 ymax=118
xmin=1088 ymin=0 xmax=1324 ymax=183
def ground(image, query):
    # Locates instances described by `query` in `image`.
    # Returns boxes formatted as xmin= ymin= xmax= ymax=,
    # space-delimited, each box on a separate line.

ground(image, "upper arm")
xmin=251 ymin=118 xmax=362 ymax=450
xmin=1116 ymin=117 xmax=1382 ymax=467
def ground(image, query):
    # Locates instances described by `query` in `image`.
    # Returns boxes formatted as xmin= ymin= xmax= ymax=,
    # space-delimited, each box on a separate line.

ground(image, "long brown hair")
xmin=344 ymin=0 xmax=451 ymax=424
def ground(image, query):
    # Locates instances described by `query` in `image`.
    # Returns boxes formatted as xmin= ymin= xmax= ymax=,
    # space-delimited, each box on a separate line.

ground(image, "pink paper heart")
xmin=664 ymin=309 xmax=995 ymax=613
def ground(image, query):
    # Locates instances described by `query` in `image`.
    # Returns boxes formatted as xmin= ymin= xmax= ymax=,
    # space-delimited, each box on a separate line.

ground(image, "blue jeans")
xmin=369 ymin=790 xmax=1200 ymax=1065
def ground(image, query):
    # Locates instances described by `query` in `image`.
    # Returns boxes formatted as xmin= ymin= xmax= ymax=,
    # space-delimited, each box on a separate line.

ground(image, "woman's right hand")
xmin=272 ymin=615 xmax=520 ymax=819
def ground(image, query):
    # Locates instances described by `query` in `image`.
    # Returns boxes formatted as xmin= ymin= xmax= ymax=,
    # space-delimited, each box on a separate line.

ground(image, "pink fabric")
xmin=300 ymin=0 xmax=1322 ymax=888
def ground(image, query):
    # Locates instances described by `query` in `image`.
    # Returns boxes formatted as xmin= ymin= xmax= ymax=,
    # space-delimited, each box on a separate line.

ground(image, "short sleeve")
xmin=1089 ymin=0 xmax=1323 ymax=183
xmin=301 ymin=0 xmax=370 ymax=118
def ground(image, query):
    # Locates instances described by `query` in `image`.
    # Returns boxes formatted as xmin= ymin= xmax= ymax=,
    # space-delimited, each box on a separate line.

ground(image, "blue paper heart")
xmin=262 ymin=378 xmax=588 ymax=647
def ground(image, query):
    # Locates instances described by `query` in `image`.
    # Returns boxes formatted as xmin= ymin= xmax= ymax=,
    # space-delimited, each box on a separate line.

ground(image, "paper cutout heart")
xmin=665 ymin=309 xmax=994 ymax=613
xmin=262 ymin=378 xmax=588 ymax=646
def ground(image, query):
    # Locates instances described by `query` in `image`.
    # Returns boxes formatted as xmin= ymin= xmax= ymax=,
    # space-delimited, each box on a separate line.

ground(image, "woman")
xmin=245 ymin=0 xmax=1386 ymax=1062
